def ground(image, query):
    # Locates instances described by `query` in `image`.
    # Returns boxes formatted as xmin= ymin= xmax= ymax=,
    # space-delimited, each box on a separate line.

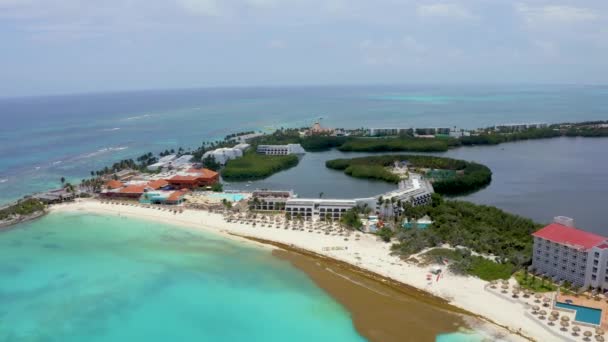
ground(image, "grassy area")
xmin=221 ymin=151 xmax=299 ymax=181
xmin=514 ymin=270 xmax=557 ymax=292
xmin=326 ymin=155 xmax=492 ymax=196
xmin=417 ymin=248 xmax=513 ymax=281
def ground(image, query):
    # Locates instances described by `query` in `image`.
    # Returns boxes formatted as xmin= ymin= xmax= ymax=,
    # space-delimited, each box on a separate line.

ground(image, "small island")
xmin=326 ymin=155 xmax=492 ymax=196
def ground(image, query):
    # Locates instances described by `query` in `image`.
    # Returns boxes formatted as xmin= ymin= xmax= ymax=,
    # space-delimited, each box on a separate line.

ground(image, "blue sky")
xmin=1 ymin=0 xmax=607 ymax=96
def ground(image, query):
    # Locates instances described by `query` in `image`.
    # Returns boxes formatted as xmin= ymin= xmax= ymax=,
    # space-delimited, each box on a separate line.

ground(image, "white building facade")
xmin=531 ymin=216 xmax=608 ymax=289
xmin=285 ymin=199 xmax=356 ymax=220
xmin=257 ymin=144 xmax=305 ymax=156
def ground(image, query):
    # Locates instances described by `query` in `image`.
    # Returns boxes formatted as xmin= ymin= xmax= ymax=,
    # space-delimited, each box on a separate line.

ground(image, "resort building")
xmin=250 ymin=190 xmax=294 ymax=211
xmin=532 ymin=216 xmax=608 ymax=289
xmin=166 ymin=168 xmax=219 ymax=189
xmin=202 ymin=144 xmax=249 ymax=165
xmin=147 ymin=155 xmax=177 ymax=171
xmin=285 ymin=199 xmax=356 ymax=220
xmin=307 ymin=122 xmax=334 ymax=136
xmin=33 ymin=188 xmax=77 ymax=204
xmin=256 ymin=144 xmax=305 ymax=156
xmin=139 ymin=189 xmax=189 ymax=205
xmin=369 ymin=128 xmax=413 ymax=136
xmin=495 ymin=123 xmax=548 ymax=132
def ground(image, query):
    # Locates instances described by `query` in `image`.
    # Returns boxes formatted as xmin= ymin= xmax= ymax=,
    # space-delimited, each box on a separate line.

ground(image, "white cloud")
xmin=517 ymin=4 xmax=598 ymax=25
xmin=416 ymin=3 xmax=475 ymax=20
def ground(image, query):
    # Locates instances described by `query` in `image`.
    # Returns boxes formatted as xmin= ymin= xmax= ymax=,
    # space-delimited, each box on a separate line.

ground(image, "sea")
xmin=1 ymin=84 xmax=608 ymax=341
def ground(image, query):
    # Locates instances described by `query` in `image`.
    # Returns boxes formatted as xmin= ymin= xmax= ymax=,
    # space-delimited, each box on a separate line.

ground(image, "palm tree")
xmin=60 ymin=177 xmax=65 ymax=186
xmin=319 ymin=192 xmax=324 ymax=199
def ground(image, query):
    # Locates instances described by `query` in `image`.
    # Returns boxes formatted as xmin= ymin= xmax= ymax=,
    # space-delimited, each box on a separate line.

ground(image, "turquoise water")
xmin=555 ymin=302 xmax=602 ymax=325
xmin=208 ymin=193 xmax=246 ymax=202
xmin=0 ymin=213 xmax=365 ymax=341
xmin=436 ymin=332 xmax=485 ymax=342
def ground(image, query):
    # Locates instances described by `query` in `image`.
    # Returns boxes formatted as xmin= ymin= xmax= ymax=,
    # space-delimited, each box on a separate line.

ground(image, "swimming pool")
xmin=555 ymin=302 xmax=602 ymax=325
xmin=208 ymin=193 xmax=245 ymax=202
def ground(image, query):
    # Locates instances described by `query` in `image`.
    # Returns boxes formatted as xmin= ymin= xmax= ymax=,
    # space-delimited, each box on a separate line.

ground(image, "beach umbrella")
xmin=560 ymin=321 xmax=570 ymax=330
xmin=501 ymin=284 xmax=509 ymax=292
xmin=597 ymin=329 xmax=606 ymax=336
xmin=597 ymin=336 xmax=605 ymax=342
xmin=551 ymin=310 xmax=559 ymax=317
xmin=585 ymin=331 xmax=594 ymax=339
xmin=573 ymin=326 xmax=581 ymax=335
xmin=561 ymin=316 xmax=570 ymax=322
xmin=535 ymin=293 xmax=543 ymax=302
xmin=539 ymin=310 xmax=547 ymax=319
xmin=548 ymin=316 xmax=557 ymax=325
xmin=543 ymin=297 xmax=551 ymax=306
xmin=501 ymin=279 xmax=509 ymax=285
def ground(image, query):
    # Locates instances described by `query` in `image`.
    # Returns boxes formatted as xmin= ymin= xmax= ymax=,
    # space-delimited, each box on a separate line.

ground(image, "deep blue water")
xmin=1 ymin=84 xmax=607 ymax=203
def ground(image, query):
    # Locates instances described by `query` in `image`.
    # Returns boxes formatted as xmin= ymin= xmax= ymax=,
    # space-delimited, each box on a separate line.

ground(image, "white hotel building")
xmin=532 ymin=216 xmax=608 ymax=289
xmin=256 ymin=144 xmax=305 ymax=156
xmin=285 ymin=199 xmax=357 ymax=221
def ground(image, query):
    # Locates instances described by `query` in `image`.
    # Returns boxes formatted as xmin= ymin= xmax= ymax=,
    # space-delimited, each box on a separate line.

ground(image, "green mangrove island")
xmin=221 ymin=151 xmax=299 ymax=181
xmin=325 ymin=155 xmax=492 ymax=196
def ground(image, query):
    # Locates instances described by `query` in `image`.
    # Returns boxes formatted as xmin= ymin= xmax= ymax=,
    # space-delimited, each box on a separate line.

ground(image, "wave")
xmin=80 ymin=146 xmax=128 ymax=159
xmin=124 ymin=114 xmax=151 ymax=121
xmin=0 ymin=178 xmax=7 ymax=183
xmin=52 ymin=161 xmax=62 ymax=165
xmin=101 ymin=127 xmax=121 ymax=132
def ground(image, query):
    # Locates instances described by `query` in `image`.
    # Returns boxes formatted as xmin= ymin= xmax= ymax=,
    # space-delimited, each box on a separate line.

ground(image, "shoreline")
xmin=46 ymin=199 xmax=555 ymax=341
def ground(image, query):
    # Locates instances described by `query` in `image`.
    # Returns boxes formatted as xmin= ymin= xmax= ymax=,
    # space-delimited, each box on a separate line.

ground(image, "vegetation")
xmin=0 ymin=199 xmax=45 ymax=221
xmin=460 ymin=128 xmax=561 ymax=146
xmin=337 ymin=137 xmax=451 ymax=152
xmin=211 ymin=182 xmax=223 ymax=192
xmin=389 ymin=196 xmax=540 ymax=279
xmin=418 ymin=248 xmax=514 ymax=281
xmin=202 ymin=155 xmax=221 ymax=171
xmin=339 ymin=208 xmax=363 ymax=230
xmin=326 ymin=155 xmax=492 ymax=196
xmin=377 ymin=227 xmax=395 ymax=242
xmin=221 ymin=151 xmax=299 ymax=181
xmin=514 ymin=270 xmax=557 ymax=292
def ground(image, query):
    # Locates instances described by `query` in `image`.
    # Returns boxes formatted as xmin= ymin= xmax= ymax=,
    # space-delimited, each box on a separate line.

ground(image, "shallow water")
xmin=0 ymin=213 xmax=365 ymax=342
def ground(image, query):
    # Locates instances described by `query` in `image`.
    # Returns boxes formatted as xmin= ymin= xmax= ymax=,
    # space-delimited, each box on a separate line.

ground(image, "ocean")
xmin=0 ymin=213 xmax=366 ymax=341
xmin=1 ymin=85 xmax=607 ymax=341
xmin=1 ymin=84 xmax=607 ymax=204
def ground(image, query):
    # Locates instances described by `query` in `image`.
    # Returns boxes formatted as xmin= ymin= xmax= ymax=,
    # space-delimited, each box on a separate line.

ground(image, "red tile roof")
xmin=186 ymin=168 xmax=218 ymax=178
xmin=119 ymin=185 xmax=147 ymax=194
xmin=147 ymin=179 xmax=169 ymax=189
xmin=106 ymin=180 xmax=123 ymax=189
xmin=533 ymin=223 xmax=607 ymax=250
xmin=167 ymin=190 xmax=189 ymax=202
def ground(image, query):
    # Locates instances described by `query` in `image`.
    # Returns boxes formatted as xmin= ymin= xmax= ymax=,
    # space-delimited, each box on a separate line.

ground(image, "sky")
xmin=0 ymin=0 xmax=607 ymax=97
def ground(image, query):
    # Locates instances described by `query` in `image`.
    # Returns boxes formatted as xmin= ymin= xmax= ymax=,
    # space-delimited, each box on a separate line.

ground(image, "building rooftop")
xmin=106 ymin=180 xmax=123 ymax=189
xmin=533 ymin=223 xmax=607 ymax=250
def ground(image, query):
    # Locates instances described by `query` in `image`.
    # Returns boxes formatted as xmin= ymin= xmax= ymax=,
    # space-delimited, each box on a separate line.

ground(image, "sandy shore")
xmin=49 ymin=199 xmax=560 ymax=341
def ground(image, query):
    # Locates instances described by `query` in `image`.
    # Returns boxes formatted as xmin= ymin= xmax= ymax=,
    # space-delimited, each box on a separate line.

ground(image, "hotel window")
xmin=593 ymin=267 xmax=598 ymax=273
xmin=595 ymin=260 xmax=599 ymax=266
xmin=595 ymin=252 xmax=600 ymax=258
xmin=593 ymin=275 xmax=597 ymax=281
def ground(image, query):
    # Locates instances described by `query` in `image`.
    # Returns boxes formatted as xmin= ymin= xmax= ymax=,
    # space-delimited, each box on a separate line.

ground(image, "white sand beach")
xmin=50 ymin=199 xmax=567 ymax=341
